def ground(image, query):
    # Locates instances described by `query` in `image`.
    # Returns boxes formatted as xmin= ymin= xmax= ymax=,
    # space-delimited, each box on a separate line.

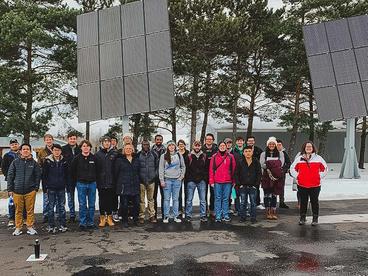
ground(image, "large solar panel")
xmin=77 ymin=0 xmax=174 ymax=123
xmin=303 ymin=14 xmax=368 ymax=121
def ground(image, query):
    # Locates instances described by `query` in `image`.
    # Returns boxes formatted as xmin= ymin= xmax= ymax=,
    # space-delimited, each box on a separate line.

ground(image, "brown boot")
xmin=266 ymin=208 xmax=272 ymax=220
xmin=149 ymin=216 xmax=157 ymax=223
xmin=271 ymin=209 xmax=278 ymax=220
xmin=107 ymin=215 xmax=115 ymax=226
xmin=99 ymin=215 xmax=107 ymax=227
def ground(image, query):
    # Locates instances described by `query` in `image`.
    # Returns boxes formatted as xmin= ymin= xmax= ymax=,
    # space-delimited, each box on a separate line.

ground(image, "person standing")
xmin=7 ymin=143 xmax=41 ymax=236
xmin=114 ymin=143 xmax=140 ymax=227
xmin=177 ymin=139 xmax=189 ymax=218
xmin=224 ymin=138 xmax=233 ymax=152
xmin=159 ymin=140 xmax=186 ymax=223
xmin=96 ymin=136 xmax=118 ymax=228
xmin=209 ymin=141 xmax=236 ymax=223
xmin=37 ymin=133 xmax=54 ymax=223
xmin=71 ymin=140 xmax=99 ymax=231
xmin=230 ymin=137 xmax=246 ymax=215
xmin=152 ymin=134 xmax=166 ymax=220
xmin=185 ymin=140 xmax=208 ymax=222
xmin=246 ymin=136 xmax=264 ymax=210
xmin=2 ymin=138 xmax=23 ymax=227
xmin=260 ymin=137 xmax=285 ymax=220
xmin=62 ymin=132 xmax=81 ymax=223
xmin=235 ymin=146 xmax=262 ymax=223
xmin=290 ymin=141 xmax=327 ymax=226
xmin=109 ymin=135 xmax=120 ymax=222
xmin=276 ymin=139 xmax=291 ymax=209
xmin=137 ymin=140 xmax=157 ymax=224
xmin=202 ymin=133 xmax=218 ymax=218
xmin=42 ymin=144 xmax=68 ymax=233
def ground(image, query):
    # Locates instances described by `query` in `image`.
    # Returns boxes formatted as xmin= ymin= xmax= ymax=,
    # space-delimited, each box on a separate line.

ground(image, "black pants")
xmin=98 ymin=188 xmax=115 ymax=215
xmin=154 ymin=178 xmax=164 ymax=219
xmin=112 ymin=194 xmax=119 ymax=213
xmin=256 ymin=186 xmax=261 ymax=206
xmin=298 ymin=186 xmax=321 ymax=217
xmin=205 ymin=185 xmax=215 ymax=212
xmin=120 ymin=194 xmax=140 ymax=223
xmin=178 ymin=180 xmax=188 ymax=214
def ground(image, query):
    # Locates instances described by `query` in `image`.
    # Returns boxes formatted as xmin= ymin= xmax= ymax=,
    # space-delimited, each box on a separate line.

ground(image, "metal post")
xmin=122 ymin=116 xmax=129 ymax=134
xmin=339 ymin=118 xmax=360 ymax=179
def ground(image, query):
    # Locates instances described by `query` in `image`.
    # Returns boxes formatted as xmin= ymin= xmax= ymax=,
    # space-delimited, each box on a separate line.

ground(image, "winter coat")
xmin=42 ymin=155 xmax=68 ymax=191
xmin=260 ymin=150 xmax=285 ymax=194
xmin=62 ymin=144 xmax=81 ymax=191
xmin=290 ymin=153 xmax=327 ymax=188
xmin=70 ymin=153 xmax=99 ymax=184
xmin=7 ymin=157 xmax=41 ymax=195
xmin=159 ymin=151 xmax=186 ymax=183
xmin=95 ymin=148 xmax=118 ymax=189
xmin=152 ymin=144 xmax=166 ymax=167
xmin=231 ymin=145 xmax=245 ymax=162
xmin=250 ymin=146 xmax=263 ymax=160
xmin=114 ymin=155 xmax=140 ymax=195
xmin=209 ymin=152 xmax=236 ymax=185
xmin=234 ymin=157 xmax=262 ymax=188
xmin=185 ymin=151 xmax=208 ymax=183
xmin=137 ymin=150 xmax=157 ymax=185
xmin=1 ymin=151 xmax=19 ymax=181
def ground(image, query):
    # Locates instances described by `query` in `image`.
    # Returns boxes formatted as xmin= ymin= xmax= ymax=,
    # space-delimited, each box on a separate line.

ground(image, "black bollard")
xmin=34 ymin=239 xmax=40 ymax=259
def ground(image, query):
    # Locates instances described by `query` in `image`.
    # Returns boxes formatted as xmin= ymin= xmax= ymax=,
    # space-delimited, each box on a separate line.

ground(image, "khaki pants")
xmin=139 ymin=183 xmax=155 ymax=219
xmin=13 ymin=191 xmax=36 ymax=229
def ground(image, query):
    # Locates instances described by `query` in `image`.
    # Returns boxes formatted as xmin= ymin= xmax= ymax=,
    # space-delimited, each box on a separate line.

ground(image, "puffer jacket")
xmin=137 ymin=150 xmax=157 ymax=185
xmin=1 ymin=151 xmax=19 ymax=181
xmin=95 ymin=148 xmax=118 ymax=189
xmin=7 ymin=157 xmax=41 ymax=195
xmin=209 ymin=152 xmax=236 ymax=185
xmin=42 ymin=155 xmax=68 ymax=191
xmin=114 ymin=154 xmax=140 ymax=195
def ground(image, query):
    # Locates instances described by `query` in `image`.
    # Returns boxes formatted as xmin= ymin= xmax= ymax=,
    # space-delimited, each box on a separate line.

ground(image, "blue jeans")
xmin=43 ymin=192 xmax=49 ymax=218
xmin=239 ymin=186 xmax=257 ymax=219
xmin=185 ymin=181 xmax=207 ymax=218
xmin=67 ymin=188 xmax=76 ymax=218
xmin=214 ymin=183 xmax=232 ymax=220
xmin=163 ymin=179 xmax=181 ymax=218
xmin=77 ymin=182 xmax=96 ymax=227
xmin=48 ymin=189 xmax=66 ymax=227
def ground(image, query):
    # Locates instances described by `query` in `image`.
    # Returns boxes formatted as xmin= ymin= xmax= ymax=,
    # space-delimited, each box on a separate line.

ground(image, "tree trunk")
xmin=231 ymin=96 xmax=238 ymax=141
xmin=171 ymin=109 xmax=176 ymax=141
xmin=317 ymin=122 xmax=330 ymax=156
xmin=190 ymin=75 xmax=199 ymax=146
xmin=246 ymin=92 xmax=256 ymax=138
xmin=24 ymin=44 xmax=33 ymax=144
xmin=85 ymin=122 xmax=90 ymax=140
xmin=200 ymin=70 xmax=211 ymax=144
xmin=308 ymin=81 xmax=315 ymax=142
xmin=359 ymin=116 xmax=367 ymax=169
xmin=288 ymin=80 xmax=301 ymax=158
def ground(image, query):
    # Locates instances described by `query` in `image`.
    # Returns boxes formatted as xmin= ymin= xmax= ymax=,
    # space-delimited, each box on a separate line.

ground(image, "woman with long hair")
xmin=290 ymin=141 xmax=327 ymax=226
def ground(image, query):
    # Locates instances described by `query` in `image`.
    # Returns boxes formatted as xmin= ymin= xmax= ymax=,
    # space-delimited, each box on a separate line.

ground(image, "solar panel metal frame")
xmin=78 ymin=82 xmax=101 ymax=123
xmin=123 ymin=36 xmax=147 ymax=76
xmin=338 ymin=83 xmax=367 ymax=118
xmin=98 ymin=6 xmax=122 ymax=44
xmin=331 ymin=50 xmax=360 ymax=85
xmin=303 ymin=23 xmax=329 ymax=56
xmin=124 ymin=74 xmax=150 ymax=114
xmin=144 ymin=0 xmax=170 ymax=34
xmin=146 ymin=31 xmax=172 ymax=72
xmin=101 ymin=78 xmax=125 ymax=119
xmin=121 ymin=1 xmax=145 ymax=39
xmin=313 ymin=86 xmax=343 ymax=121
xmin=348 ymin=15 xmax=368 ymax=48
xmin=307 ymin=54 xmax=335 ymax=88
xmin=355 ymin=46 xmax=368 ymax=81
xmin=325 ymin=19 xmax=353 ymax=52
xmin=149 ymin=69 xmax=175 ymax=111
xmin=77 ymin=11 xmax=98 ymax=49
xmin=99 ymin=40 xmax=123 ymax=81
xmin=77 ymin=46 xmax=100 ymax=85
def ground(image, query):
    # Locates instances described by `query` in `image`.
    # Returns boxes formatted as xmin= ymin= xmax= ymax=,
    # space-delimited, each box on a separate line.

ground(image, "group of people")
xmin=3 ymin=131 xmax=328 ymax=236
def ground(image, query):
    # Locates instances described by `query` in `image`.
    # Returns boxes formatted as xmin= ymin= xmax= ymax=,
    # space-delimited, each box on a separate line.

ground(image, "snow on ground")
xmin=0 ymin=163 xmax=367 ymax=215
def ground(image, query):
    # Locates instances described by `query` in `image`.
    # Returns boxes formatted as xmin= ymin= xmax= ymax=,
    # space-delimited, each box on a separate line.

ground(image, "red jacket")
xmin=209 ymin=152 xmax=236 ymax=185
xmin=290 ymin=153 xmax=327 ymax=188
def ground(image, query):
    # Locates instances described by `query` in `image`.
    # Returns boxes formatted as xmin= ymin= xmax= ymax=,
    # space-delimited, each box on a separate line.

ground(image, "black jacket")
xmin=42 ymin=155 xmax=68 ymax=191
xmin=202 ymin=144 xmax=218 ymax=177
xmin=251 ymin=146 xmax=263 ymax=160
xmin=62 ymin=144 xmax=81 ymax=190
xmin=1 ymin=151 xmax=19 ymax=181
xmin=114 ymin=155 xmax=140 ymax=196
xmin=282 ymin=150 xmax=291 ymax=174
xmin=95 ymin=148 xmax=118 ymax=189
xmin=185 ymin=152 xmax=208 ymax=183
xmin=235 ymin=157 xmax=262 ymax=188
xmin=137 ymin=150 xmax=157 ymax=185
xmin=70 ymin=153 xmax=99 ymax=184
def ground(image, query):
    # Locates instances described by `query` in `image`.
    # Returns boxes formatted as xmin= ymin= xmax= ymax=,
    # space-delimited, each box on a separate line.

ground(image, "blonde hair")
xmin=122 ymin=143 xmax=135 ymax=155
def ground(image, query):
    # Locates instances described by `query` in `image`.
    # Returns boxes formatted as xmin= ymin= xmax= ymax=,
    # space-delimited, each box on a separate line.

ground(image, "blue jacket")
xmin=42 ymin=155 xmax=68 ymax=191
xmin=114 ymin=154 xmax=140 ymax=196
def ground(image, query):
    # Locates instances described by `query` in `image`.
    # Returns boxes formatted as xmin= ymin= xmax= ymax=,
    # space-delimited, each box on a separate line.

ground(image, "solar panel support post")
xmin=122 ymin=115 xmax=130 ymax=134
xmin=339 ymin=118 xmax=360 ymax=179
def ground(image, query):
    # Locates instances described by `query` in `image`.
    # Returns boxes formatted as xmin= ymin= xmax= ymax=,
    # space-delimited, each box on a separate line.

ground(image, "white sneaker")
xmin=256 ymin=205 xmax=265 ymax=210
xmin=12 ymin=228 xmax=22 ymax=236
xmin=59 ymin=226 xmax=68 ymax=233
xmin=47 ymin=226 xmax=57 ymax=234
xmin=163 ymin=217 xmax=169 ymax=224
xmin=27 ymin=227 xmax=38 ymax=235
xmin=7 ymin=220 xmax=15 ymax=227
xmin=174 ymin=217 xmax=182 ymax=223
xmin=112 ymin=213 xmax=120 ymax=222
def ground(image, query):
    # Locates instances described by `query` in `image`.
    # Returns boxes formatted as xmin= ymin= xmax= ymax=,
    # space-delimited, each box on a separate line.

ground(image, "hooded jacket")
xmin=7 ymin=157 xmax=41 ymax=195
xmin=42 ymin=155 xmax=68 ymax=191
xmin=185 ymin=150 xmax=208 ymax=183
xmin=159 ymin=151 xmax=186 ymax=183
xmin=209 ymin=151 xmax=236 ymax=185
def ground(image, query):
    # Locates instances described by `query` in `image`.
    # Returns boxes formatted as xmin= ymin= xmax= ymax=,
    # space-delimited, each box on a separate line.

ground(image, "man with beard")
xmin=152 ymin=134 xmax=166 ymax=221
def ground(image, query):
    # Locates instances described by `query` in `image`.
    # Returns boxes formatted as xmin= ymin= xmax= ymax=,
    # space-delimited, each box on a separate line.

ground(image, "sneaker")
xmin=27 ymin=227 xmax=38 ymax=235
xmin=113 ymin=213 xmax=120 ymax=223
xmin=139 ymin=218 xmax=145 ymax=225
xmin=47 ymin=226 xmax=57 ymax=234
xmin=12 ymin=228 xmax=22 ymax=236
xmin=223 ymin=217 xmax=231 ymax=223
xmin=200 ymin=217 xmax=208 ymax=223
xmin=279 ymin=202 xmax=290 ymax=209
xmin=163 ymin=217 xmax=169 ymax=224
xmin=229 ymin=209 xmax=234 ymax=215
xmin=256 ymin=205 xmax=265 ymax=210
xmin=311 ymin=217 xmax=318 ymax=226
xmin=215 ymin=219 xmax=222 ymax=223
xmin=174 ymin=217 xmax=182 ymax=223
xmin=59 ymin=226 xmax=68 ymax=233
xmin=149 ymin=217 xmax=157 ymax=223
xmin=245 ymin=211 xmax=250 ymax=217
xmin=7 ymin=220 xmax=15 ymax=227
xmin=299 ymin=216 xmax=306 ymax=226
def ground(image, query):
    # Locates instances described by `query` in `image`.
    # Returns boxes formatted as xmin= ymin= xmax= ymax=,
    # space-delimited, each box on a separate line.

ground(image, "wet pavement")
xmin=1 ymin=199 xmax=368 ymax=275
